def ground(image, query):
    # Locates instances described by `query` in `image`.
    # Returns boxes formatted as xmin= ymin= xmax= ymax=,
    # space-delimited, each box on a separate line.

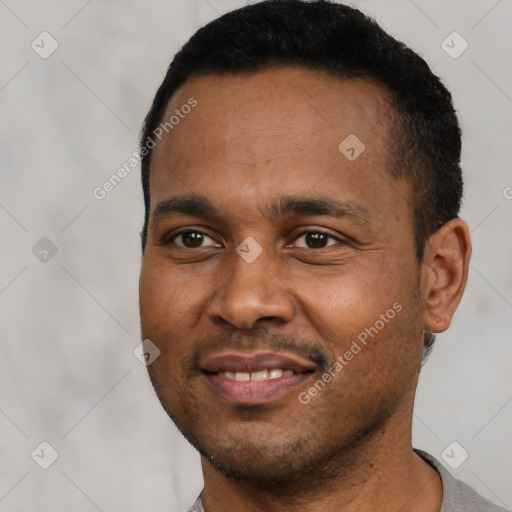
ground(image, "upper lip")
xmin=201 ymin=350 xmax=319 ymax=374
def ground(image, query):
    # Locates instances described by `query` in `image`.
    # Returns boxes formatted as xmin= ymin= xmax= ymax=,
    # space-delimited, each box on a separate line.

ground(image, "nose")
xmin=207 ymin=250 xmax=295 ymax=330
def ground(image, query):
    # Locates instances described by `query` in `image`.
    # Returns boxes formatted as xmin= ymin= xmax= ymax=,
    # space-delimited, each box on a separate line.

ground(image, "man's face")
xmin=139 ymin=67 xmax=425 ymax=481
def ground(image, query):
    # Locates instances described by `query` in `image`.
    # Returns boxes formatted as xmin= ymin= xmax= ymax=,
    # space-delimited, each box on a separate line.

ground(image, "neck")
xmin=199 ymin=390 xmax=442 ymax=512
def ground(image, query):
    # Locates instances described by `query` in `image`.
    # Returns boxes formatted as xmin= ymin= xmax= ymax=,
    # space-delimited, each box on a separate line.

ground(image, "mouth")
xmin=201 ymin=351 xmax=318 ymax=405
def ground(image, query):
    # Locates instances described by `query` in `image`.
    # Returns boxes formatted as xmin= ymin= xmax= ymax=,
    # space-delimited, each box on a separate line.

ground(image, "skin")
xmin=139 ymin=66 xmax=471 ymax=512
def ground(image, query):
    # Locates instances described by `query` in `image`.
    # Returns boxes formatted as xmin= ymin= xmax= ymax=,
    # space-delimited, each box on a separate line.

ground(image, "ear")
xmin=421 ymin=218 xmax=471 ymax=333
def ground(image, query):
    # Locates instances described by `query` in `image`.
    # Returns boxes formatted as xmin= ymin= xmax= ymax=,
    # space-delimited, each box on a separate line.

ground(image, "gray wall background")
xmin=1 ymin=0 xmax=511 ymax=510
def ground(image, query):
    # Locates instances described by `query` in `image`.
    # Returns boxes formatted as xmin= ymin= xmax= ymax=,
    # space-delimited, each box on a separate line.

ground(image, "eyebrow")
xmin=151 ymin=195 xmax=217 ymax=225
xmin=267 ymin=195 xmax=371 ymax=224
xmin=150 ymin=194 xmax=371 ymax=225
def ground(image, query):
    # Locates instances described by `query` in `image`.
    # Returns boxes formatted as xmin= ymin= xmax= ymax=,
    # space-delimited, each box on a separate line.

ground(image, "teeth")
xmin=269 ymin=368 xmax=283 ymax=379
xmin=251 ymin=370 xmax=269 ymax=381
xmin=219 ymin=369 xmax=294 ymax=381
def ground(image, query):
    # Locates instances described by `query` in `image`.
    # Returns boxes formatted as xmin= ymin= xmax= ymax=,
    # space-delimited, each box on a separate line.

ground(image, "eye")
xmin=292 ymin=231 xmax=341 ymax=249
xmin=171 ymin=230 xmax=220 ymax=249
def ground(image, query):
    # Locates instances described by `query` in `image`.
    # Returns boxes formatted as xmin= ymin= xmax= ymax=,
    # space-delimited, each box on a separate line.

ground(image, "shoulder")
xmin=416 ymin=449 xmax=510 ymax=512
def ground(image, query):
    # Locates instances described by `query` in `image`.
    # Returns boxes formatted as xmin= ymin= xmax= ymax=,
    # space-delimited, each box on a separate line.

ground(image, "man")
xmin=138 ymin=1 xmax=508 ymax=511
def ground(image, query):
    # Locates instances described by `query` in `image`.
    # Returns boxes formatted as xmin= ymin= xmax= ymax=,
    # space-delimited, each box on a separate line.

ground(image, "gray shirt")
xmin=187 ymin=450 xmax=509 ymax=511
xmin=417 ymin=450 xmax=509 ymax=512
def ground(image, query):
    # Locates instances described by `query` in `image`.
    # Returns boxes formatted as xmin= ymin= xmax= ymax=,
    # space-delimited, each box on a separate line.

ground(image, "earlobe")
xmin=421 ymin=218 xmax=471 ymax=333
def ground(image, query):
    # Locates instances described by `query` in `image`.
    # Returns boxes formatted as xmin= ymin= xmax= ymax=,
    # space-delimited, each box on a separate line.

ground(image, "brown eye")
xmin=306 ymin=233 xmax=328 ymax=248
xmin=294 ymin=231 xmax=338 ymax=249
xmin=173 ymin=230 xmax=219 ymax=249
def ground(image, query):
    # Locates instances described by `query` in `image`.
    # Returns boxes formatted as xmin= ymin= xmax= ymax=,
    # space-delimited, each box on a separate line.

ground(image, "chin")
xmin=179 ymin=416 xmax=362 ymax=487
xmin=201 ymin=442 xmax=321 ymax=483
xmin=169 ymin=413 xmax=319 ymax=482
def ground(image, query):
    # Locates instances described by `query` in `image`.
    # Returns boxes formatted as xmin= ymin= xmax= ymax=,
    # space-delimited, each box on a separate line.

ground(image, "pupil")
xmin=306 ymin=232 xmax=327 ymax=248
xmin=183 ymin=232 xmax=203 ymax=248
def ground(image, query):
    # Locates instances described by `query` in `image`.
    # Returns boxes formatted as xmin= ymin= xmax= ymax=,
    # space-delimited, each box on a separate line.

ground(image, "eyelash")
xmin=290 ymin=230 xmax=343 ymax=249
xmin=164 ymin=228 xmax=345 ymax=249
xmin=167 ymin=229 xmax=220 ymax=248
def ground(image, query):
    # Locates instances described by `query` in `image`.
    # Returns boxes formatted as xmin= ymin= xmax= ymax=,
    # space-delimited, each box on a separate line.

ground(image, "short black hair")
xmin=140 ymin=0 xmax=463 ymax=354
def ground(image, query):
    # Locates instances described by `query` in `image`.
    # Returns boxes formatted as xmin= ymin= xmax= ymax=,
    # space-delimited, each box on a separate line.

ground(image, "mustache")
xmin=183 ymin=331 xmax=329 ymax=373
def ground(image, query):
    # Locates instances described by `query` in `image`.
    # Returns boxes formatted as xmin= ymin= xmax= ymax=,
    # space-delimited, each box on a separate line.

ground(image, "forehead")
xmin=158 ymin=67 xmax=391 ymax=158
xmin=149 ymin=66 xmax=409 ymax=224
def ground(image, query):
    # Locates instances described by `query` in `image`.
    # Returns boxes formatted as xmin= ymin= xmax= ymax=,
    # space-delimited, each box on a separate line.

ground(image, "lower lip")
xmin=203 ymin=373 xmax=313 ymax=405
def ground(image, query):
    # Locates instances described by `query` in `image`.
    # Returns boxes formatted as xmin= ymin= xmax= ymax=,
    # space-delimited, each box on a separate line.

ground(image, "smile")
xmin=201 ymin=351 xmax=318 ymax=405
xmin=218 ymin=369 xmax=294 ymax=381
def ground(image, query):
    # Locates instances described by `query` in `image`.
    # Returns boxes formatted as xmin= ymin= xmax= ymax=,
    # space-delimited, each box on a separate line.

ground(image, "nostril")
xmin=259 ymin=316 xmax=279 ymax=322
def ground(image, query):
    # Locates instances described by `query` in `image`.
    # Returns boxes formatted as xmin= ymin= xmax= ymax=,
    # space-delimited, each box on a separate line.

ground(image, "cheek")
xmin=297 ymin=277 xmax=421 ymax=419
xmin=139 ymin=257 xmax=218 ymax=372
xmin=139 ymin=264 xmax=196 ymax=403
xmin=289 ymin=261 xmax=408 ymax=342
xmin=139 ymin=264 xmax=181 ymax=362
xmin=140 ymin=259 xmax=203 ymax=327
